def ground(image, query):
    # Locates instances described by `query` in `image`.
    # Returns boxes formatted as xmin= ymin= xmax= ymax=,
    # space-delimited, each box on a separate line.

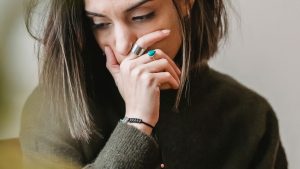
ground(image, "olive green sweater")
xmin=20 ymin=67 xmax=287 ymax=169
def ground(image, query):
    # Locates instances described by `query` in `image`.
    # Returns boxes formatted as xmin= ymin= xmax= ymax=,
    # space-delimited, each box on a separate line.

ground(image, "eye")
xmin=132 ymin=11 xmax=155 ymax=22
xmin=91 ymin=22 xmax=111 ymax=30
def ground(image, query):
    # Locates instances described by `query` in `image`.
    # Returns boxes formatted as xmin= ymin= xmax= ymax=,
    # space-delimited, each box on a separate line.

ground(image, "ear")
xmin=177 ymin=0 xmax=195 ymax=17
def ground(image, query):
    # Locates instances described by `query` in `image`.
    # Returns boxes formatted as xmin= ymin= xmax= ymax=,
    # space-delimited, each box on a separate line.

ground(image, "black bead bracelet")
xmin=120 ymin=117 xmax=154 ymax=129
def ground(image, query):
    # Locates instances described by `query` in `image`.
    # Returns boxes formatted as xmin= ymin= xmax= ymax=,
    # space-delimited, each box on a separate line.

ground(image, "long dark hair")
xmin=25 ymin=0 xmax=228 ymax=141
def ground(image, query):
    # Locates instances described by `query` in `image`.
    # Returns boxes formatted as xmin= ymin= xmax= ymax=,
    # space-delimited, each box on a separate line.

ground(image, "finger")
xmin=132 ymin=49 xmax=181 ymax=76
xmin=153 ymin=72 xmax=179 ymax=90
xmin=136 ymin=58 xmax=180 ymax=84
xmin=127 ymin=29 xmax=171 ymax=60
xmin=155 ymin=49 xmax=181 ymax=76
xmin=104 ymin=46 xmax=120 ymax=75
xmin=160 ymin=83 xmax=172 ymax=90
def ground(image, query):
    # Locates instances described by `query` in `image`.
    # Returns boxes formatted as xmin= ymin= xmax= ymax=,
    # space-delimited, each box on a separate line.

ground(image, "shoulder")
xmin=187 ymin=68 xmax=286 ymax=168
xmin=20 ymin=86 xmax=51 ymax=131
xmin=189 ymin=67 xmax=278 ymax=131
xmin=19 ymin=86 xmax=79 ymax=151
xmin=209 ymin=68 xmax=271 ymax=110
xmin=191 ymin=67 xmax=272 ymax=110
xmin=20 ymin=86 xmax=62 ymax=128
xmin=20 ymin=86 xmax=71 ymax=141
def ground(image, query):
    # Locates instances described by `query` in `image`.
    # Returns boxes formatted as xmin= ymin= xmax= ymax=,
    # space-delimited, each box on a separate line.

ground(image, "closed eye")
xmin=132 ymin=11 xmax=155 ymax=21
xmin=91 ymin=22 xmax=111 ymax=30
xmin=89 ymin=11 xmax=155 ymax=30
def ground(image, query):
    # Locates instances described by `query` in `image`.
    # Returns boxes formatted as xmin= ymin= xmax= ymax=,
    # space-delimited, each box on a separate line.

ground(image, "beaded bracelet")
xmin=120 ymin=117 xmax=154 ymax=129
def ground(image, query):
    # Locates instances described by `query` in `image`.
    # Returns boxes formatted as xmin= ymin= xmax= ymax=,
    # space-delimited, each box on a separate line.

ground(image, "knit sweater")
xmin=20 ymin=66 xmax=288 ymax=169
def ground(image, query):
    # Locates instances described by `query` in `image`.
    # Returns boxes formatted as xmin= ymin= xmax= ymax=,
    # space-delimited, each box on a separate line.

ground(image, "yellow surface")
xmin=0 ymin=139 xmax=78 ymax=169
xmin=0 ymin=139 xmax=22 ymax=169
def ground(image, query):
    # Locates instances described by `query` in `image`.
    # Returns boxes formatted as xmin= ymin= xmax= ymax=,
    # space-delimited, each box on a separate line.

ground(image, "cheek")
xmin=93 ymin=32 xmax=106 ymax=51
xmin=161 ymin=27 xmax=182 ymax=60
xmin=150 ymin=14 xmax=182 ymax=59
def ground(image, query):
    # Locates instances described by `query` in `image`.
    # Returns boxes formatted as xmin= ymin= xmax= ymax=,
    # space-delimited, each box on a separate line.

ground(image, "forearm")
xmin=21 ymin=122 xmax=160 ymax=169
xmin=87 ymin=122 xmax=160 ymax=169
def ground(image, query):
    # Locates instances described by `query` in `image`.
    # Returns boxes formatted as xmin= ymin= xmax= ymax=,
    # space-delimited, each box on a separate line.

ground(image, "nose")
xmin=114 ymin=23 xmax=136 ymax=57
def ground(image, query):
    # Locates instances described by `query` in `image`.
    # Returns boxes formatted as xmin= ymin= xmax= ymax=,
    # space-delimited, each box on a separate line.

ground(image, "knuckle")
xmin=160 ymin=58 xmax=169 ymax=65
xmin=165 ymin=72 xmax=172 ymax=78
xmin=155 ymin=49 xmax=162 ymax=54
xmin=128 ymin=62 xmax=136 ymax=71
xmin=120 ymin=61 xmax=134 ymax=72
xmin=137 ymin=37 xmax=146 ymax=47
xmin=155 ymin=49 xmax=166 ymax=56
xmin=141 ymin=73 xmax=151 ymax=81
xmin=176 ymin=82 xmax=180 ymax=88
xmin=131 ymin=67 xmax=142 ymax=77
xmin=141 ymin=73 xmax=155 ymax=85
xmin=119 ymin=62 xmax=127 ymax=71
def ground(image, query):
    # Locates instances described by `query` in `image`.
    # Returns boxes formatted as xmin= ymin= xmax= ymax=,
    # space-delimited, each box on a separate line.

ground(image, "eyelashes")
xmin=132 ymin=11 xmax=155 ymax=21
xmin=90 ymin=11 xmax=156 ymax=30
xmin=91 ymin=22 xmax=110 ymax=29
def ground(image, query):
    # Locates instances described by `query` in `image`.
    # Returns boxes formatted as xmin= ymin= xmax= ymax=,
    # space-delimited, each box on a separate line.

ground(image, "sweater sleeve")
xmin=219 ymin=98 xmax=288 ymax=169
xmin=19 ymin=88 xmax=160 ymax=169
xmin=206 ymin=69 xmax=288 ymax=169
xmin=84 ymin=123 xmax=160 ymax=169
xmin=248 ymin=108 xmax=288 ymax=169
xmin=218 ymin=98 xmax=288 ymax=169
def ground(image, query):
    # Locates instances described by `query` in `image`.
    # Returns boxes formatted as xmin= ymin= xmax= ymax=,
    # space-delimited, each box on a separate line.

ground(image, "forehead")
xmin=84 ymin=0 xmax=153 ymax=12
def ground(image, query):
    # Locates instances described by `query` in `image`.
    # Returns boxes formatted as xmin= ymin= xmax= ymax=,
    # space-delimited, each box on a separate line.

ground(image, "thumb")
xmin=104 ymin=46 xmax=120 ymax=75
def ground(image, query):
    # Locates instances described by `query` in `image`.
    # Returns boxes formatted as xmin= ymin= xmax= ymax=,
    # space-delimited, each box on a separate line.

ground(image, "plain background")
xmin=0 ymin=0 xmax=299 ymax=168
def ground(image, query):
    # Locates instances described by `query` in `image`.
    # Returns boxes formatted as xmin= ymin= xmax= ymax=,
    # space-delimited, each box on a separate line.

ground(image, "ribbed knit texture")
xmin=20 ymin=67 xmax=288 ymax=169
xmin=93 ymin=122 xmax=159 ymax=169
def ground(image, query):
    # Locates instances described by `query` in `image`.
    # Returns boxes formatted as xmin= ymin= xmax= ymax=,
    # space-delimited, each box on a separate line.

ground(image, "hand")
xmin=104 ymin=29 xmax=181 ymax=134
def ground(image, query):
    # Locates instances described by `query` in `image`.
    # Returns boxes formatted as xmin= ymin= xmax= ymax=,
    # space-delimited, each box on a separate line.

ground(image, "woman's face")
xmin=85 ymin=0 xmax=183 ymax=64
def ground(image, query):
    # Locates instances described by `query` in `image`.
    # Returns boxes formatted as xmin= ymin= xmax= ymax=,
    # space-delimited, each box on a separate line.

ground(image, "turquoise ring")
xmin=147 ymin=50 xmax=156 ymax=59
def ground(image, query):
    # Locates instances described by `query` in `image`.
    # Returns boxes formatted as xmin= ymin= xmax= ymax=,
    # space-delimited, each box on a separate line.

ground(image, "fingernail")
xmin=161 ymin=29 xmax=171 ymax=35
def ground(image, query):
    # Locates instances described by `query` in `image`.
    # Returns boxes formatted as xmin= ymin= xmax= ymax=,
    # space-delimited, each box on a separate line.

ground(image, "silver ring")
xmin=131 ymin=43 xmax=146 ymax=56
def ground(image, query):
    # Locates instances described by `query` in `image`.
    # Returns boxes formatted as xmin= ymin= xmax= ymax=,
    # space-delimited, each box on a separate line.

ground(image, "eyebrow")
xmin=85 ymin=0 xmax=152 ymax=17
xmin=126 ymin=0 xmax=151 ymax=12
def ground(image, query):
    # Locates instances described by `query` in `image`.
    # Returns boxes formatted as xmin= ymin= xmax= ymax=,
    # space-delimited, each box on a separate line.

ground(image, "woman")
xmin=20 ymin=0 xmax=287 ymax=168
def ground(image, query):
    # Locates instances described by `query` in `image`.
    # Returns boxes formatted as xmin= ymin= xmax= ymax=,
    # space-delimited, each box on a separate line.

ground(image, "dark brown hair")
xmin=173 ymin=0 xmax=228 ymax=106
xmin=25 ymin=0 xmax=228 ymax=141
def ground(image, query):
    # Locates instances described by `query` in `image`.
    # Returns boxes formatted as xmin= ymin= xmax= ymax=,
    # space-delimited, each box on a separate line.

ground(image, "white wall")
xmin=210 ymin=0 xmax=300 ymax=168
xmin=0 ymin=0 xmax=38 ymax=139
xmin=0 ymin=0 xmax=299 ymax=168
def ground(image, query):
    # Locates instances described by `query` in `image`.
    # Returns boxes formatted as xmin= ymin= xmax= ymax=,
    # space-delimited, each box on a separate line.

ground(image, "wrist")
xmin=126 ymin=123 xmax=153 ymax=135
xmin=120 ymin=117 xmax=155 ymax=135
